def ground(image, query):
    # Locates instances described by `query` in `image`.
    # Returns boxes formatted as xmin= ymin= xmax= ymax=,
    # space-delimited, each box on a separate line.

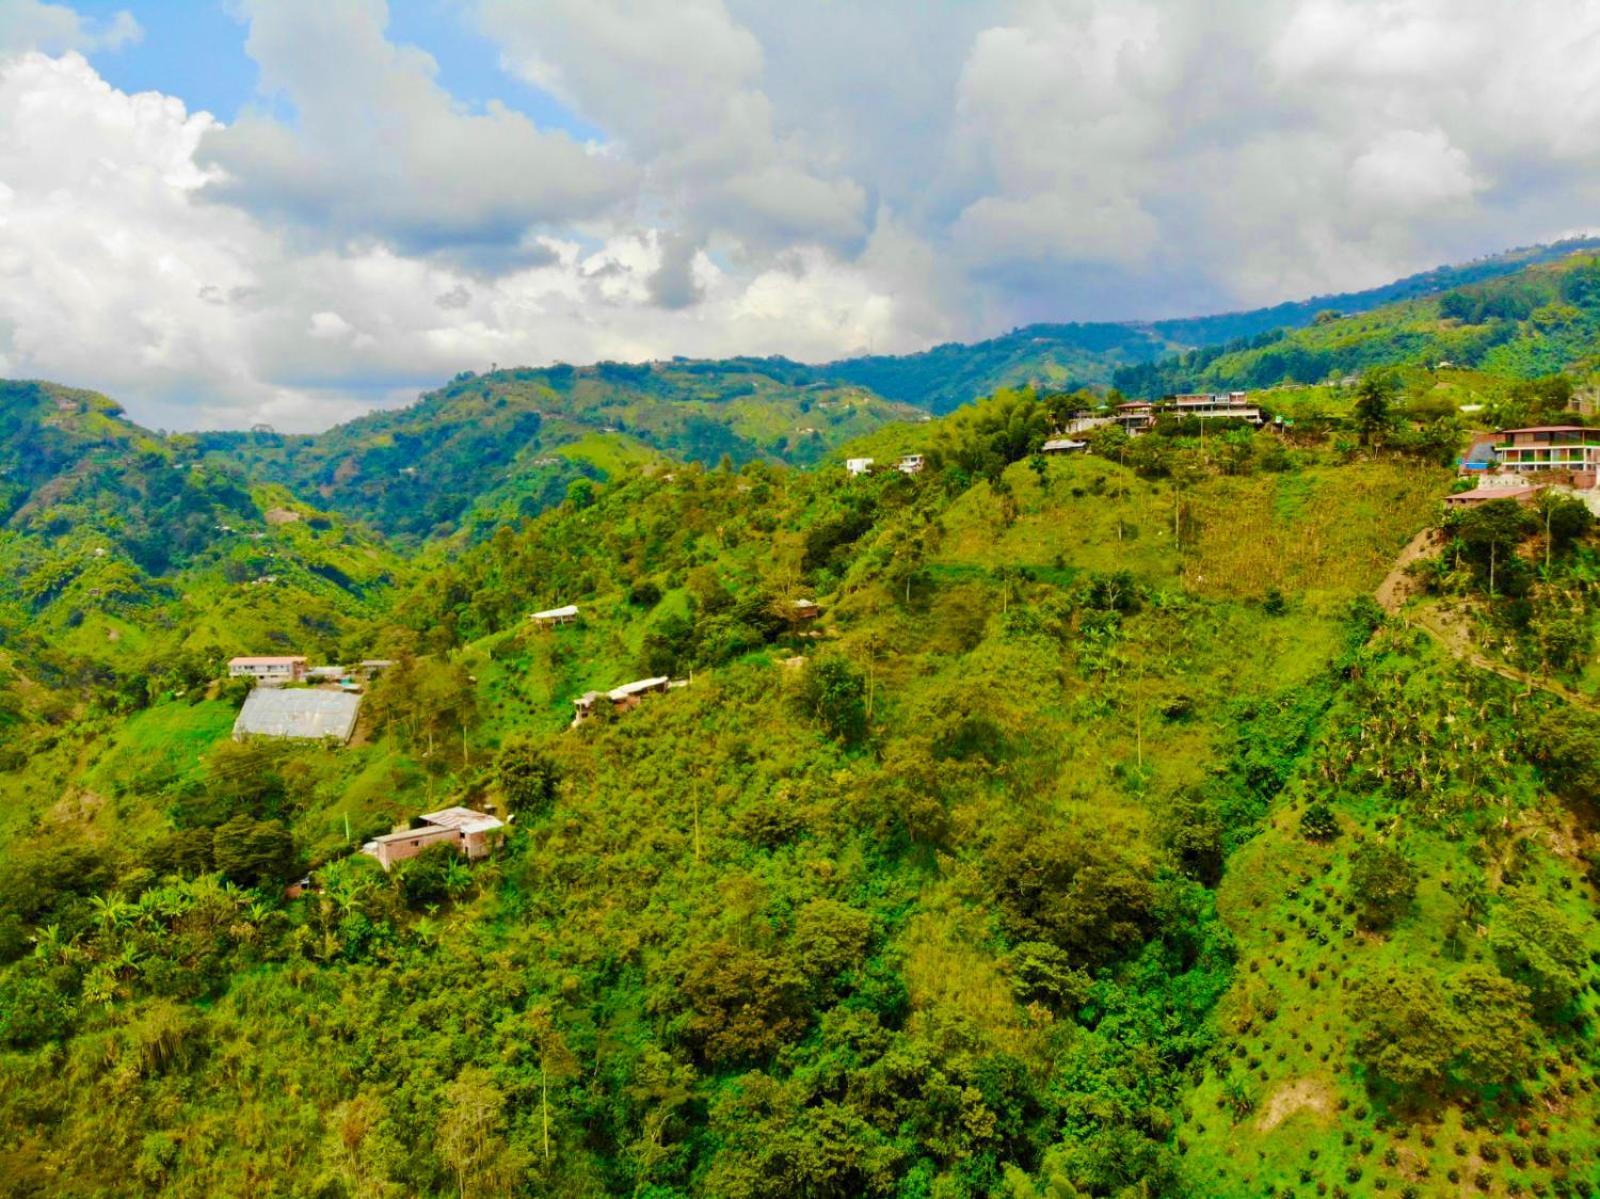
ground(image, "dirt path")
xmin=1374 ymin=528 xmax=1597 ymax=710
xmin=1375 ymin=527 xmax=1443 ymax=614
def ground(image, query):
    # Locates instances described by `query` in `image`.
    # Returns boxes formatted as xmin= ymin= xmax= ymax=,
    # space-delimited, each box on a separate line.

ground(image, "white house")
xmin=228 ymin=656 xmax=308 ymax=685
xmin=846 ymin=457 xmax=874 ymax=476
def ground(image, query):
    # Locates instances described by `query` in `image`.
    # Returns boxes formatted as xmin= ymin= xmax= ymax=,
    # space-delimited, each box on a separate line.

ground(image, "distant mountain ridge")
xmin=814 ymin=236 xmax=1600 ymax=410
xmin=194 ymin=358 xmax=924 ymax=541
xmin=1114 ymin=241 xmax=1600 ymax=396
xmin=9 ymin=237 xmax=1599 ymax=547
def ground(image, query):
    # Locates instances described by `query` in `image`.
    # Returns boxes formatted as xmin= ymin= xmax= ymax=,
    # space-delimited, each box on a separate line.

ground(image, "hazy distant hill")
xmin=818 ymin=236 xmax=1600 ymax=410
xmin=196 ymin=358 xmax=924 ymax=541
xmin=177 ymin=238 xmax=1600 ymax=541
xmin=1115 ymin=245 xmax=1600 ymax=396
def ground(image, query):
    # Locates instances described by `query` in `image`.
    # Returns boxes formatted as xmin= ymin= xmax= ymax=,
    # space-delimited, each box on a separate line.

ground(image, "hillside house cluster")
xmin=228 ymin=655 xmax=389 ymax=690
xmin=226 ymin=655 xmax=395 ymax=743
xmin=1113 ymin=392 xmax=1264 ymax=436
xmin=1450 ymin=425 xmax=1600 ymax=510
xmin=360 ymin=806 xmax=505 ymax=870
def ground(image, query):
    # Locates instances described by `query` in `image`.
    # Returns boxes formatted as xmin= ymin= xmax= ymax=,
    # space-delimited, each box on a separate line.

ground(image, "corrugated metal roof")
xmin=233 ymin=688 xmax=362 ymax=742
xmin=609 ymin=676 xmax=668 ymax=700
xmin=230 ymin=655 xmax=306 ymax=666
xmin=422 ymin=807 xmax=504 ymax=834
xmin=530 ymin=604 xmax=579 ymax=620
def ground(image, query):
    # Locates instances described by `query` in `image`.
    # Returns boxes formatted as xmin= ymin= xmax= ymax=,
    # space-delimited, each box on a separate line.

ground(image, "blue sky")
xmin=1 ymin=0 xmax=1597 ymax=431
xmin=71 ymin=0 xmax=598 ymax=134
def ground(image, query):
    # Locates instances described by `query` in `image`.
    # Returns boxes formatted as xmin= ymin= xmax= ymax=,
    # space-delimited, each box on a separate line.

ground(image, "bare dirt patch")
xmin=1375 ymin=527 xmax=1441 ymax=613
xmin=1256 ymin=1076 xmax=1335 ymax=1133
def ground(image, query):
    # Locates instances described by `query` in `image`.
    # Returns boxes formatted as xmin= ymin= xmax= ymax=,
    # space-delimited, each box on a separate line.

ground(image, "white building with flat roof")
xmin=228 ymin=656 xmax=307 ymax=685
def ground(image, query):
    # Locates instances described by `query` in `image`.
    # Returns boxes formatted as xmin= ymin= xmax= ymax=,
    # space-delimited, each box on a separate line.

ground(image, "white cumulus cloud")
xmin=5 ymin=0 xmax=1600 ymax=429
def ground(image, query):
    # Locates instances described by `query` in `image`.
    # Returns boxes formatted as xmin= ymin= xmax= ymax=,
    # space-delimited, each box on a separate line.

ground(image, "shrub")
xmin=1349 ymin=840 xmax=1417 ymax=930
xmin=1300 ymin=801 xmax=1339 ymax=842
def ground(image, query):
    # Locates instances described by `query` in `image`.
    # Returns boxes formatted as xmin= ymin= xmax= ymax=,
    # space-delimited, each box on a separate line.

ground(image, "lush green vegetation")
xmin=827 ymin=238 xmax=1600 ymax=412
xmin=196 ymin=360 xmax=923 ymax=542
xmin=4 ymin=246 xmax=1600 ymax=1195
xmin=1115 ymin=250 xmax=1600 ymax=398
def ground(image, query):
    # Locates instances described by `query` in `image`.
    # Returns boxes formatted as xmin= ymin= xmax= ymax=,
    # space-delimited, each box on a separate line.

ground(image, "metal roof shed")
xmin=233 ymin=688 xmax=362 ymax=743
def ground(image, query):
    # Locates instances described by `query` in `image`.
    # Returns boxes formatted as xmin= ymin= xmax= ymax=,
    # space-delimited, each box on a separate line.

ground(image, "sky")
xmin=1 ymin=1 xmax=1598 ymax=431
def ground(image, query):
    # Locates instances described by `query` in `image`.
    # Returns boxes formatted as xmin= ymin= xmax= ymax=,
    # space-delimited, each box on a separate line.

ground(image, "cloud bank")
xmin=1 ymin=0 xmax=1598 ymax=429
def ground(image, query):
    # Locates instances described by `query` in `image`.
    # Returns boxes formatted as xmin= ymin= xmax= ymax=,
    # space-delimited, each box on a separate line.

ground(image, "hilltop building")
xmin=361 ymin=806 xmax=505 ymax=870
xmin=1447 ymin=424 xmax=1600 ymax=511
xmin=846 ymin=457 xmax=874 ymax=476
xmin=233 ymin=688 xmax=362 ymax=742
xmin=1113 ymin=401 xmax=1155 ymax=434
xmin=1168 ymin=392 xmax=1265 ymax=424
xmin=228 ymin=655 xmax=308 ymax=685
xmin=1106 ymin=392 xmax=1266 ymax=438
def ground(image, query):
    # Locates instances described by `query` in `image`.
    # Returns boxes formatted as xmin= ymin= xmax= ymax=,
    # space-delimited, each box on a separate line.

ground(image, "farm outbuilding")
xmin=529 ymin=604 xmax=580 ymax=628
xmin=572 ymin=676 xmax=672 ymax=725
xmin=360 ymin=806 xmax=505 ymax=870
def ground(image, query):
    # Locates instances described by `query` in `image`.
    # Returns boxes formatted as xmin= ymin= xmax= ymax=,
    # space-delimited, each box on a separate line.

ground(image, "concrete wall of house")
xmin=375 ymin=825 xmax=458 ymax=869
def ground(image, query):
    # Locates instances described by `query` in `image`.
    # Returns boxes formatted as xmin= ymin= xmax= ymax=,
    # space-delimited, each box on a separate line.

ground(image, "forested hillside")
xmin=173 ymin=240 xmax=1600 ymax=545
xmin=2 ymin=369 xmax=1597 ymax=1198
xmin=0 ymin=381 xmax=408 ymax=737
xmin=1116 ymin=251 xmax=1600 ymax=397
xmin=822 ymin=238 xmax=1600 ymax=412
xmin=197 ymin=360 xmax=922 ymax=542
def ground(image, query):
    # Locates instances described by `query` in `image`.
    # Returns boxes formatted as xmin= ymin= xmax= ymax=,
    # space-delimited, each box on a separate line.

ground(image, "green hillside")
xmin=196 ymin=359 xmax=923 ymax=542
xmin=823 ymin=238 xmax=1600 ymax=412
xmin=0 ymin=381 xmax=410 ymax=760
xmin=2 ymin=376 xmax=1597 ymax=1198
xmin=1115 ymin=250 xmax=1600 ymax=397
